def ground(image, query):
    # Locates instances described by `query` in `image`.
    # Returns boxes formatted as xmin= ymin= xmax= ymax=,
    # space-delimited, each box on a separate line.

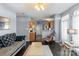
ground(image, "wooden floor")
xmin=48 ymin=41 xmax=63 ymax=56
xmin=15 ymin=41 xmax=31 ymax=56
xmin=48 ymin=41 xmax=77 ymax=56
xmin=42 ymin=41 xmax=62 ymax=56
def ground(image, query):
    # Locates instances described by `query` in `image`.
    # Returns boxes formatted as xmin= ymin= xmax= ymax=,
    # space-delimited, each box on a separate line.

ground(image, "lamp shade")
xmin=67 ymin=28 xmax=77 ymax=34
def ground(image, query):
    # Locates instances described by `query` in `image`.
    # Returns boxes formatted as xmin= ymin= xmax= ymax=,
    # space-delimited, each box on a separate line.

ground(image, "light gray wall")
xmin=16 ymin=16 xmax=31 ymax=36
xmin=54 ymin=14 xmax=61 ymax=42
xmin=16 ymin=16 xmax=31 ymax=41
xmin=0 ymin=5 xmax=16 ymax=36
xmin=36 ymin=20 xmax=54 ymax=38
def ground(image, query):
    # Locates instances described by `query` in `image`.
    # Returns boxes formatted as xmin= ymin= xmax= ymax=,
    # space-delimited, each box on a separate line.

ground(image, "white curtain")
xmin=61 ymin=14 xmax=69 ymax=43
xmin=72 ymin=15 xmax=79 ymax=45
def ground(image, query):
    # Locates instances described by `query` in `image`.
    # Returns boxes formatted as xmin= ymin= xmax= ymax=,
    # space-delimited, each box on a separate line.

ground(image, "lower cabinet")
xmin=29 ymin=32 xmax=36 ymax=41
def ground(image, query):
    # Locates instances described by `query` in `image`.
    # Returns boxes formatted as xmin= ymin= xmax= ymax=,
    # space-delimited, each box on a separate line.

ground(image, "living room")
xmin=0 ymin=2 xmax=79 ymax=56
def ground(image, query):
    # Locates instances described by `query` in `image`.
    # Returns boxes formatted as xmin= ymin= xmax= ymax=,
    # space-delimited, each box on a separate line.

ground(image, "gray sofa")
xmin=0 ymin=40 xmax=25 ymax=56
xmin=0 ymin=33 xmax=26 ymax=56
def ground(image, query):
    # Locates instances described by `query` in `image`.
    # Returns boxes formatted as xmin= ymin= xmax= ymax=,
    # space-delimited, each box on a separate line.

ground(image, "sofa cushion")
xmin=7 ymin=34 xmax=15 ymax=44
xmin=0 ymin=36 xmax=4 ymax=48
xmin=1 ymin=34 xmax=11 ymax=47
xmin=1 ymin=33 xmax=16 ymax=47
xmin=10 ymin=33 xmax=16 ymax=41
xmin=0 ymin=33 xmax=16 ymax=48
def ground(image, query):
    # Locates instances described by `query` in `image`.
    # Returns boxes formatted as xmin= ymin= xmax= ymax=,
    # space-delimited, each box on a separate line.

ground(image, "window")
xmin=61 ymin=14 xmax=69 ymax=42
xmin=72 ymin=10 xmax=79 ymax=45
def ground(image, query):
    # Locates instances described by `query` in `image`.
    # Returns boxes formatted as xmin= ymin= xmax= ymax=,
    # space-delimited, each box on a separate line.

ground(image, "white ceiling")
xmin=1 ymin=3 xmax=76 ymax=18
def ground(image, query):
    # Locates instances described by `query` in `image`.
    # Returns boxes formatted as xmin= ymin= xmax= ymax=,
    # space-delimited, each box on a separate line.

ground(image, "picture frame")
xmin=0 ymin=16 xmax=10 ymax=30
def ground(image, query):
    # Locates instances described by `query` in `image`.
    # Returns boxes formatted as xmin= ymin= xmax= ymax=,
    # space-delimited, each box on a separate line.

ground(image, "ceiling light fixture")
xmin=34 ymin=3 xmax=47 ymax=11
xmin=46 ymin=18 xmax=52 ymax=21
